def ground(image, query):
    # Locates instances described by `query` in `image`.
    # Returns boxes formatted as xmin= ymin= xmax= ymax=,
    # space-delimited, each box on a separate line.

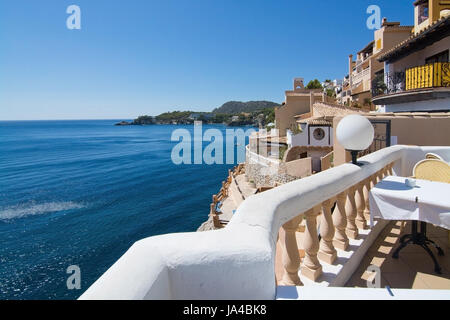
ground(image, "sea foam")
xmin=0 ymin=201 xmax=84 ymax=221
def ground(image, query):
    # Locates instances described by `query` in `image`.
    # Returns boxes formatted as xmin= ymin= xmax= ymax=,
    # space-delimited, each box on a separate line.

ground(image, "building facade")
xmin=346 ymin=19 xmax=413 ymax=109
xmin=373 ymin=0 xmax=450 ymax=112
xmin=275 ymin=78 xmax=329 ymax=137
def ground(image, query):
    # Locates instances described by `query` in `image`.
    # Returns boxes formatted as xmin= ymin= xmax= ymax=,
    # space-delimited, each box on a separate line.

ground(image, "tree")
xmin=326 ymin=88 xmax=336 ymax=98
xmin=306 ymin=79 xmax=323 ymax=89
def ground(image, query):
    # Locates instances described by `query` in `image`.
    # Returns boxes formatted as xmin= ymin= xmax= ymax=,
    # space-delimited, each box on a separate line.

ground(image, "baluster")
xmin=371 ymin=173 xmax=378 ymax=188
xmin=345 ymin=186 xmax=358 ymax=239
xmin=333 ymin=191 xmax=349 ymax=250
xmin=355 ymin=182 xmax=367 ymax=230
xmin=301 ymin=205 xmax=323 ymax=281
xmin=318 ymin=199 xmax=337 ymax=264
xmin=368 ymin=173 xmax=378 ymax=218
xmin=388 ymin=162 xmax=394 ymax=175
xmin=280 ymin=215 xmax=303 ymax=285
xmin=297 ymin=218 xmax=306 ymax=233
xmin=363 ymin=177 xmax=371 ymax=216
xmin=382 ymin=166 xmax=389 ymax=178
xmin=377 ymin=169 xmax=384 ymax=183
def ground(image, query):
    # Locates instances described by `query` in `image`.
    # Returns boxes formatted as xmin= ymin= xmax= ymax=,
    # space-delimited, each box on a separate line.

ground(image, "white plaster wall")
xmin=309 ymin=126 xmax=333 ymax=147
xmin=288 ymin=130 xmax=308 ymax=147
xmin=288 ymin=125 xmax=333 ymax=148
xmin=286 ymin=130 xmax=292 ymax=147
xmin=79 ymin=145 xmax=450 ymax=300
xmin=385 ymin=97 xmax=450 ymax=112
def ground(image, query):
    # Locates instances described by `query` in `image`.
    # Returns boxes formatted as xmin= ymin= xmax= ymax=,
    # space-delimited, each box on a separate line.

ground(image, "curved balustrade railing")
xmin=80 ymin=145 xmax=450 ymax=300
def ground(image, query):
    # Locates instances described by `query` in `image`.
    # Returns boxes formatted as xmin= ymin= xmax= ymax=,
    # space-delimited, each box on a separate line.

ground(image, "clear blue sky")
xmin=0 ymin=0 xmax=414 ymax=120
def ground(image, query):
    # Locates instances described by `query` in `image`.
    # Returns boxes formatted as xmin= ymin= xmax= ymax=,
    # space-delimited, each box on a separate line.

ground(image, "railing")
xmin=352 ymin=67 xmax=371 ymax=89
xmin=79 ymin=145 xmax=450 ymax=300
xmin=372 ymin=62 xmax=450 ymax=97
xmin=210 ymin=164 xmax=245 ymax=228
xmin=246 ymin=144 xmax=280 ymax=166
xmin=406 ymin=62 xmax=450 ymax=90
xmin=279 ymin=161 xmax=395 ymax=285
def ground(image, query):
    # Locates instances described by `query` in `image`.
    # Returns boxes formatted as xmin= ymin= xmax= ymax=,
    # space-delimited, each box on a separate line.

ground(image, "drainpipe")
xmin=349 ymin=54 xmax=353 ymax=89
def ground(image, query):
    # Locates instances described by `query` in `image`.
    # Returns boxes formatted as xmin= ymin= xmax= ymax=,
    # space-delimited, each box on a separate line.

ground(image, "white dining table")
xmin=369 ymin=175 xmax=450 ymax=230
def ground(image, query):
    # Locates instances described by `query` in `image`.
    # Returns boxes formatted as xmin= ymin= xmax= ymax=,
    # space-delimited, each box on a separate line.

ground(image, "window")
xmin=313 ymin=128 xmax=325 ymax=141
xmin=376 ymin=38 xmax=382 ymax=51
xmin=418 ymin=3 xmax=429 ymax=24
xmin=425 ymin=50 xmax=449 ymax=64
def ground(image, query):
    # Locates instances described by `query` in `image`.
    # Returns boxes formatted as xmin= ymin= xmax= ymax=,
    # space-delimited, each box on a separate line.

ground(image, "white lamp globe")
xmin=336 ymin=114 xmax=374 ymax=151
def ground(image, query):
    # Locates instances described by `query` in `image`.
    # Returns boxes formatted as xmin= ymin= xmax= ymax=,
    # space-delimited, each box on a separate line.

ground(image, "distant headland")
xmin=115 ymin=101 xmax=279 ymax=127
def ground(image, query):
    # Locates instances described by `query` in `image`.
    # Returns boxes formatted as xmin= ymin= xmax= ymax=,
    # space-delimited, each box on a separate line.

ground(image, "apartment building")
xmin=346 ymin=20 xmax=413 ymax=108
xmin=373 ymin=0 xmax=450 ymax=112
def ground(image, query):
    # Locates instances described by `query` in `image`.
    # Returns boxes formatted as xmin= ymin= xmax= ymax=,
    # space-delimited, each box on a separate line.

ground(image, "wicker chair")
xmin=425 ymin=153 xmax=444 ymax=161
xmin=413 ymin=159 xmax=450 ymax=184
xmin=413 ymin=159 xmax=450 ymax=245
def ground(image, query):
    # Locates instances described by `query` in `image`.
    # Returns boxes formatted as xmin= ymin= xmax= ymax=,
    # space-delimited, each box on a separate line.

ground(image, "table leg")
xmin=392 ymin=238 xmax=414 ymax=259
xmin=420 ymin=244 xmax=442 ymax=274
xmin=392 ymin=220 xmax=444 ymax=274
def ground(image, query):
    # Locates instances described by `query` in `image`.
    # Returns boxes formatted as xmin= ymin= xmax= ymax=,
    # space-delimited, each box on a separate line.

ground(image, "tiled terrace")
xmin=346 ymin=221 xmax=450 ymax=290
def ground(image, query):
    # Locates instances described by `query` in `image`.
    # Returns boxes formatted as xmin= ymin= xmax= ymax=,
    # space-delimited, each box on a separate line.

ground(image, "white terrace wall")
xmin=245 ymin=146 xmax=312 ymax=187
xmin=80 ymin=145 xmax=450 ymax=300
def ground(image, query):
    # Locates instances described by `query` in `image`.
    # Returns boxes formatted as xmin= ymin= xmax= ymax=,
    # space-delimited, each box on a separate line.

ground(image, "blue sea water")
xmin=0 ymin=120 xmax=249 ymax=300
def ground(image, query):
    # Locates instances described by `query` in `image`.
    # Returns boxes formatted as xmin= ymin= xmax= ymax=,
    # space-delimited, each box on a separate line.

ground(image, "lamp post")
xmin=336 ymin=114 xmax=374 ymax=166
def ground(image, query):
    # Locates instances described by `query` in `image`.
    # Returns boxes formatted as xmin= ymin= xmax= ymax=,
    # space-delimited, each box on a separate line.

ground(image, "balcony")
xmin=79 ymin=145 xmax=450 ymax=300
xmin=372 ymin=63 xmax=450 ymax=105
xmin=352 ymin=67 xmax=371 ymax=94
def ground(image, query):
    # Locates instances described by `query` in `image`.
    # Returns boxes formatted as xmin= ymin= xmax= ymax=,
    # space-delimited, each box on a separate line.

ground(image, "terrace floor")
xmin=346 ymin=220 xmax=450 ymax=290
xmin=275 ymin=220 xmax=450 ymax=290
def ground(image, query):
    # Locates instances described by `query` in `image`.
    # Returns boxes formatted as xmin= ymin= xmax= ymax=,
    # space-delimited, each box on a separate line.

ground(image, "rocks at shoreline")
xmin=114 ymin=121 xmax=133 ymax=126
xmin=197 ymin=217 xmax=217 ymax=232
xmin=115 ymin=116 xmax=155 ymax=126
xmin=114 ymin=101 xmax=279 ymax=127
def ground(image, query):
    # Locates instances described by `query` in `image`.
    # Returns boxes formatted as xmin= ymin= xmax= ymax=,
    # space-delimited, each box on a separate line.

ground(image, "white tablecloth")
xmin=369 ymin=176 xmax=450 ymax=230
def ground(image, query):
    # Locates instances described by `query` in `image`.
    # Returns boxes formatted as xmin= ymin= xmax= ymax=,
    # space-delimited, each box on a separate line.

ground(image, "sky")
xmin=0 ymin=0 xmax=414 ymax=120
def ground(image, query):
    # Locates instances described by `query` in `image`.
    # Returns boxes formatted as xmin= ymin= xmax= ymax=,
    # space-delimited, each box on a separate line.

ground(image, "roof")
xmin=295 ymin=102 xmax=367 ymax=126
xmin=378 ymin=15 xmax=450 ymax=63
xmin=297 ymin=117 xmax=333 ymax=126
xmin=357 ymin=41 xmax=375 ymax=55
xmin=413 ymin=0 xmax=427 ymax=5
xmin=310 ymin=102 xmax=366 ymax=118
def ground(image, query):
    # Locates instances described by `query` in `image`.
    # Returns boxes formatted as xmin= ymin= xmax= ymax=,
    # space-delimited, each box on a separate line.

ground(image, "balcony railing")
xmin=79 ymin=145 xmax=450 ymax=300
xmin=406 ymin=62 xmax=450 ymax=90
xmin=372 ymin=62 xmax=450 ymax=97
xmin=352 ymin=67 xmax=371 ymax=89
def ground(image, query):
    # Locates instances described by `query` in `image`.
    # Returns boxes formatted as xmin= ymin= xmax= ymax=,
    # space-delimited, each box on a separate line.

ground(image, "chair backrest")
xmin=425 ymin=153 xmax=444 ymax=161
xmin=413 ymin=159 xmax=450 ymax=184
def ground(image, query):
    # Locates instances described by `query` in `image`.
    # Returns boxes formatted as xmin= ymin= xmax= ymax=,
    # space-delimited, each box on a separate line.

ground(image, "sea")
xmin=0 ymin=120 xmax=252 ymax=299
